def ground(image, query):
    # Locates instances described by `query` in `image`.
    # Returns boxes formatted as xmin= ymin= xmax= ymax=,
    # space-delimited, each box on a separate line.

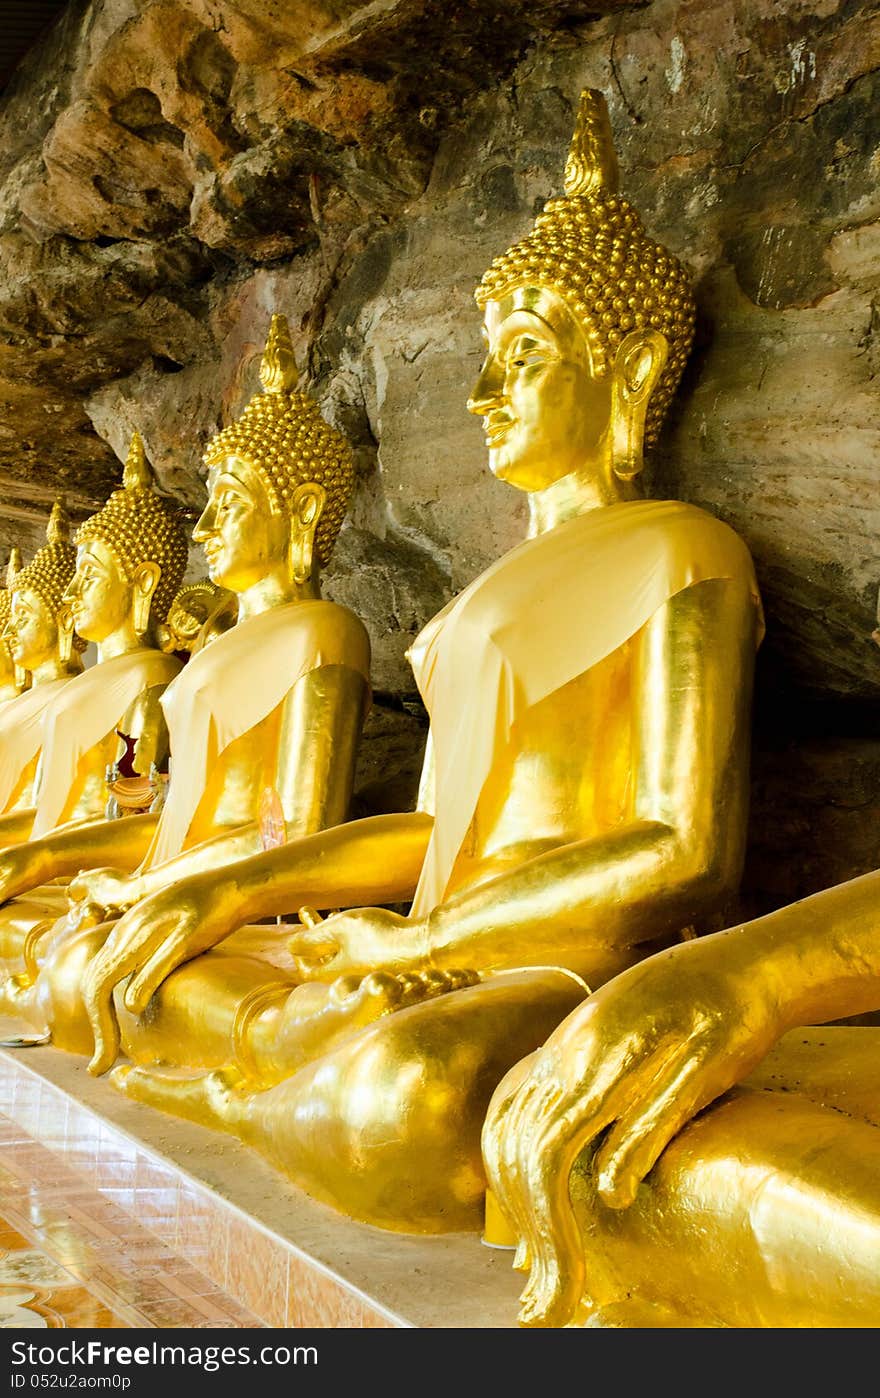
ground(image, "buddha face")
xmin=9 ymin=587 xmax=58 ymax=670
xmin=194 ymin=454 xmax=289 ymax=593
xmin=63 ymin=538 xmax=132 ymax=644
xmin=467 ymin=287 xmax=613 ymax=493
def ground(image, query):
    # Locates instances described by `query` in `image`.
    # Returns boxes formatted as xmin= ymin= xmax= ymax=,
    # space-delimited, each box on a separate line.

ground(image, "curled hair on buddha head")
xmin=475 ymin=88 xmax=696 ymax=451
xmin=74 ymin=433 xmax=188 ymax=627
xmin=203 ymin=313 xmax=355 ymax=566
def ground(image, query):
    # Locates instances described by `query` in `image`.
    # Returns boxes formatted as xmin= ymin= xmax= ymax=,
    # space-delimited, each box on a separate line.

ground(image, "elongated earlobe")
xmin=610 ymin=330 xmax=668 ymax=481
xmin=132 ymin=589 xmax=151 ymax=637
xmin=57 ymin=605 xmax=75 ymax=665
xmin=287 ymin=482 xmax=326 ymax=587
xmin=132 ymin=562 xmax=161 ymax=638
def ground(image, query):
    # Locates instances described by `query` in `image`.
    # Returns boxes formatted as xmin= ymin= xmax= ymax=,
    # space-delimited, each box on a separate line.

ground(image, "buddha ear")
xmin=131 ymin=561 xmax=161 ymax=637
xmin=56 ymin=603 xmax=76 ymax=666
xmin=610 ymin=328 xmax=668 ymax=481
xmin=288 ymin=482 xmax=326 ymax=587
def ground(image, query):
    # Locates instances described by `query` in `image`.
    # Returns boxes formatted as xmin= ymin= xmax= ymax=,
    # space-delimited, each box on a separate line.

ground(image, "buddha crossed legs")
xmin=74 ymin=92 xmax=763 ymax=1235
xmin=483 ymin=867 xmax=880 ymax=1327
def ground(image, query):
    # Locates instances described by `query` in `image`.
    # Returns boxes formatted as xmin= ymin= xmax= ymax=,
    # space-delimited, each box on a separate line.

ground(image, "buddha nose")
xmin=467 ymin=355 xmax=505 ymax=416
xmin=192 ymin=501 xmax=215 ymax=542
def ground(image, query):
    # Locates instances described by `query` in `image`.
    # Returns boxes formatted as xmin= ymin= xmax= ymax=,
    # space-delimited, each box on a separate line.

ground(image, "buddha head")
xmin=9 ymin=504 xmax=83 ymax=677
xmin=65 ymin=434 xmax=188 ymax=648
xmin=0 ymin=548 xmax=23 ymax=698
xmin=469 ymin=89 xmax=695 ymax=494
xmin=156 ymin=578 xmax=236 ymax=656
xmin=194 ymin=313 xmax=354 ymax=594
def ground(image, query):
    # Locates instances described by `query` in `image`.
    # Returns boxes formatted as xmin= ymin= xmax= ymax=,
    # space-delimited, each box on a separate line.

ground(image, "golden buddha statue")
xmin=0 ymin=313 xmax=370 ymax=1054
xmin=0 ymin=507 xmax=85 ymax=832
xmin=155 ymin=579 xmax=235 ymax=658
xmin=482 ymin=857 xmax=880 ymax=1328
xmin=67 ymin=90 xmax=764 ymax=1238
xmin=0 ymin=442 xmax=186 ymax=963
xmin=0 ymin=549 xmax=26 ymax=704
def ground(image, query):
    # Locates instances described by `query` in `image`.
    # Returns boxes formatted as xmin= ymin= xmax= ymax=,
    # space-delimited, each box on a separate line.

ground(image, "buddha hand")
xmin=0 ymin=845 xmax=41 ymax=905
xmin=287 ymin=906 xmax=429 ymax=981
xmin=68 ymin=867 xmax=143 ymax=918
xmin=82 ymin=869 xmax=241 ymax=1075
xmin=481 ymin=933 xmax=784 ymax=1328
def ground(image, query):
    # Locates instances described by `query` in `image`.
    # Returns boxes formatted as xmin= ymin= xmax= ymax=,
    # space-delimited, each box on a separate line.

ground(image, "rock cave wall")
xmin=0 ymin=0 xmax=878 ymax=917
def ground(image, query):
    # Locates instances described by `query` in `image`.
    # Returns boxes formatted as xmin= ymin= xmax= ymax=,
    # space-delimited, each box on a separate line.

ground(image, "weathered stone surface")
xmin=351 ymin=702 xmax=427 ymax=817
xmin=0 ymin=0 xmax=879 ymax=902
xmin=742 ymin=728 xmax=880 ymax=917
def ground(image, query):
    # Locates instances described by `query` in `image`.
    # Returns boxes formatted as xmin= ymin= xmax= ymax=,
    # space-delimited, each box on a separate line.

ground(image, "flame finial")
xmin=123 ymin=430 xmax=152 ymax=492
xmin=46 ymin=499 xmax=70 ymax=546
xmin=563 ymin=88 xmax=620 ymax=198
xmin=259 ymin=314 xmax=299 ymax=396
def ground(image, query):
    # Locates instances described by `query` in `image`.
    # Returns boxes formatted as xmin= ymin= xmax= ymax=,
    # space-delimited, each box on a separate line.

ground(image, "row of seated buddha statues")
xmin=0 ymin=88 xmax=874 ymax=1329
xmin=0 ymin=470 xmax=183 ymax=867
xmin=0 ymin=324 xmax=371 ymax=1036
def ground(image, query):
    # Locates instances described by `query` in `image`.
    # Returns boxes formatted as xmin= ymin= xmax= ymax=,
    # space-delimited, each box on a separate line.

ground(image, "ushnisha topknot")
xmin=203 ymin=313 xmax=355 ymax=566
xmin=475 ymin=88 xmax=696 ymax=449
xmin=0 ymin=546 xmax=21 ymax=632
xmin=75 ymin=432 xmax=188 ymax=626
xmin=14 ymin=503 xmax=81 ymax=624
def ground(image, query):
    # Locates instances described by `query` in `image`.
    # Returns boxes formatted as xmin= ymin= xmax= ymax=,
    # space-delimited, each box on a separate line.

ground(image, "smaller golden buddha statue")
xmin=73 ymin=91 xmax=762 ymax=1239
xmin=0 ymin=313 xmax=370 ymax=1056
xmin=0 ymin=507 xmax=85 ymax=832
xmin=0 ymin=549 xmax=26 ymax=704
xmin=155 ymin=579 xmax=235 ymax=659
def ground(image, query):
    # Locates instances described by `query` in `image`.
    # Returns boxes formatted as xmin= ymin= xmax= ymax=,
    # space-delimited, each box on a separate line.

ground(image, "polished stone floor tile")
xmin=0 ymin=1079 xmax=264 ymax=1329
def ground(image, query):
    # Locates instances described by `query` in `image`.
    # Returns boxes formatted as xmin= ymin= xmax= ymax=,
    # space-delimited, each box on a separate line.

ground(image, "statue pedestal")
xmin=0 ymin=1035 xmax=523 ymax=1328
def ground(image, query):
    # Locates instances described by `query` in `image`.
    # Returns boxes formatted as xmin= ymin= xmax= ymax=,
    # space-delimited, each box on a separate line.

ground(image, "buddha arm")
xmin=123 ymin=680 xmax=172 ymax=775
xmin=0 ymin=808 xmax=35 ymax=847
xmin=197 ymin=810 xmax=435 ymax=919
xmin=118 ymin=664 xmax=371 ymax=903
xmin=421 ymin=576 xmax=757 ymax=976
xmin=0 ymin=815 xmax=158 ymax=903
xmin=746 ymin=865 xmax=880 ymax=1028
xmin=276 ymin=664 xmax=369 ymax=837
xmin=188 ymin=714 xmax=434 ymax=918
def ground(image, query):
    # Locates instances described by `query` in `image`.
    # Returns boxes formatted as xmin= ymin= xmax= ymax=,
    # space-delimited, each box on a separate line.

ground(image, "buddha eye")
xmin=509 ymin=350 xmax=545 ymax=370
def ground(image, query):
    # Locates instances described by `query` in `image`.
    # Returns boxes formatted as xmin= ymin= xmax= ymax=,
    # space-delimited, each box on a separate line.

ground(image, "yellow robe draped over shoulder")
xmin=0 ymin=678 xmax=71 ymax=816
xmin=146 ymin=598 xmax=371 ymax=867
xmin=407 ymin=500 xmax=763 ymax=917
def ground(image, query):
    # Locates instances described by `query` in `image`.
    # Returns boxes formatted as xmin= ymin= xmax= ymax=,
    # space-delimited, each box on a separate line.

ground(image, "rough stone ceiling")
xmin=0 ymin=0 xmax=877 ymax=708
xmin=0 ymin=0 xmax=637 ymax=531
xmin=0 ymin=1 xmax=68 ymax=92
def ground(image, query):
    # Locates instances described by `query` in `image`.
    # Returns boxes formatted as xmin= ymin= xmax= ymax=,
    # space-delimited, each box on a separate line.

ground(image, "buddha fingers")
xmin=83 ymin=919 xmax=166 ymax=1074
xmin=592 ymin=1042 xmax=719 ymax=1207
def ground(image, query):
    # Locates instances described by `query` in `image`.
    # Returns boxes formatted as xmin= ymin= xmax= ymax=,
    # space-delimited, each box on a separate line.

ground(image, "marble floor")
xmin=0 ymin=1041 xmax=526 ymax=1329
xmin=0 ymin=1107 xmax=262 ymax=1328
